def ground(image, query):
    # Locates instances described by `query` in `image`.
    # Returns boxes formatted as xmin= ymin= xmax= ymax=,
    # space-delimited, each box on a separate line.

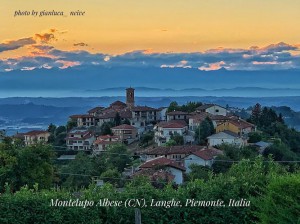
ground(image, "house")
xmin=66 ymin=128 xmax=95 ymax=150
xmin=145 ymin=145 xmax=207 ymax=165
xmin=24 ymin=130 xmax=50 ymax=146
xmin=96 ymin=110 xmax=132 ymax=126
xmin=109 ymin=100 xmax=127 ymax=110
xmin=93 ymin=135 xmax=121 ymax=154
xmin=154 ymin=120 xmax=188 ymax=146
xmin=87 ymin=106 xmax=104 ymax=116
xmin=196 ymin=104 xmax=227 ymax=116
xmin=111 ymin=124 xmax=138 ymax=144
xmin=138 ymin=157 xmax=186 ymax=184
xmin=216 ymin=119 xmax=256 ymax=136
xmin=69 ymin=114 xmax=95 ymax=127
xmin=131 ymin=106 xmax=158 ymax=133
xmin=207 ymin=130 xmax=245 ymax=147
xmin=184 ymin=148 xmax=223 ymax=173
xmin=188 ymin=112 xmax=211 ymax=131
xmin=167 ymin=111 xmax=189 ymax=121
xmin=157 ymin=107 xmax=168 ymax=121
xmin=68 ymin=88 xmax=167 ymax=133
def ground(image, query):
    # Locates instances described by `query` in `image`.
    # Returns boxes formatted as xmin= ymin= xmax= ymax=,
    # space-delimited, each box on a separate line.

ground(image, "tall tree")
xmin=195 ymin=117 xmax=214 ymax=144
xmin=114 ymin=112 xmax=121 ymax=126
xmin=250 ymin=103 xmax=261 ymax=125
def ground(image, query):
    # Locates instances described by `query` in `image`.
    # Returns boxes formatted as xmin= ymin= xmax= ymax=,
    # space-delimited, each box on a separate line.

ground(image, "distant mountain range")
xmin=84 ymin=87 xmax=300 ymax=97
xmin=1 ymin=67 xmax=300 ymax=97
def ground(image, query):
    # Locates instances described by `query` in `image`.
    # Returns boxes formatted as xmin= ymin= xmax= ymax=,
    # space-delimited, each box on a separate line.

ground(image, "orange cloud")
xmin=199 ymin=61 xmax=226 ymax=71
xmin=56 ymin=60 xmax=80 ymax=69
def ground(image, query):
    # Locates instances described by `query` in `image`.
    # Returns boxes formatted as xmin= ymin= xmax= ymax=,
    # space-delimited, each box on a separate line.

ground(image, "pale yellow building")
xmin=24 ymin=130 xmax=51 ymax=145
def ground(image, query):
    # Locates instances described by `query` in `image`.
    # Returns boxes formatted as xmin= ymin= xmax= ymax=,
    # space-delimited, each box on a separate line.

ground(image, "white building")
xmin=167 ymin=111 xmax=189 ymax=121
xmin=184 ymin=148 xmax=223 ymax=173
xmin=207 ymin=131 xmax=245 ymax=147
xmin=66 ymin=128 xmax=95 ymax=150
xmin=196 ymin=104 xmax=227 ymax=116
xmin=23 ymin=130 xmax=50 ymax=146
xmin=157 ymin=107 xmax=168 ymax=121
xmin=139 ymin=157 xmax=186 ymax=185
xmin=154 ymin=120 xmax=188 ymax=146
xmin=93 ymin=135 xmax=121 ymax=154
xmin=130 ymin=106 xmax=158 ymax=133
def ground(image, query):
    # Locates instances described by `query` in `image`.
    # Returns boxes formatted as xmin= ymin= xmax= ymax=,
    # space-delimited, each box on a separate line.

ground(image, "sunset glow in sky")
xmin=1 ymin=0 xmax=300 ymax=71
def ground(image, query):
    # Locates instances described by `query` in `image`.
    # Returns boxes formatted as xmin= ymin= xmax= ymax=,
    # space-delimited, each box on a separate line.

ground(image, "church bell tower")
xmin=126 ymin=87 xmax=135 ymax=108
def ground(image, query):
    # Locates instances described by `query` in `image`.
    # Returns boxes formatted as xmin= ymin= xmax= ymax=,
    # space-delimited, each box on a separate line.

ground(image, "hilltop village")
xmin=8 ymin=87 xmax=262 ymax=185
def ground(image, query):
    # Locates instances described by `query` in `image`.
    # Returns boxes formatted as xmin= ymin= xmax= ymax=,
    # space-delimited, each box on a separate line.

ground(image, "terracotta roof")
xmin=196 ymin=104 xmax=225 ymax=110
xmin=156 ymin=120 xmax=187 ymax=129
xmin=189 ymin=112 xmax=211 ymax=122
xmin=94 ymin=135 xmax=120 ymax=144
xmin=140 ymin=157 xmax=186 ymax=171
xmin=66 ymin=129 xmax=94 ymax=140
xmin=97 ymin=135 xmax=115 ymax=140
xmin=132 ymin=106 xmax=158 ymax=111
xmin=88 ymin=107 xmax=104 ymax=113
xmin=207 ymin=131 xmax=240 ymax=139
xmin=70 ymin=114 xmax=94 ymax=119
xmin=94 ymin=139 xmax=120 ymax=145
xmin=112 ymin=124 xmax=136 ymax=130
xmin=24 ymin=130 xmax=50 ymax=136
xmin=110 ymin=100 xmax=127 ymax=107
xmin=192 ymin=148 xmax=223 ymax=160
xmin=66 ymin=132 xmax=94 ymax=140
xmin=147 ymin=145 xmax=206 ymax=155
xmin=227 ymin=119 xmax=255 ymax=129
xmin=211 ymin=115 xmax=230 ymax=120
xmin=97 ymin=110 xmax=132 ymax=119
xmin=167 ymin=111 xmax=189 ymax=115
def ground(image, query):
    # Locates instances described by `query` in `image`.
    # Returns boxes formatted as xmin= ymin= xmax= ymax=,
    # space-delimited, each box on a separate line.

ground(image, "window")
xmin=215 ymin=109 xmax=219 ymax=112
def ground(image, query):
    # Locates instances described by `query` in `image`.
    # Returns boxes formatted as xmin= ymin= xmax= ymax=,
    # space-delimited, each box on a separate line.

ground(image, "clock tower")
xmin=126 ymin=87 xmax=135 ymax=108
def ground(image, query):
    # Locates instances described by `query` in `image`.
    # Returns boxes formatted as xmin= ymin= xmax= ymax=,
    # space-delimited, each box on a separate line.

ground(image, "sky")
xmin=1 ymin=0 xmax=300 ymax=71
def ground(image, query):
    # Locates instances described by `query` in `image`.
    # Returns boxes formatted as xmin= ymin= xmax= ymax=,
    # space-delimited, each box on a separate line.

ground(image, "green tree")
xmin=263 ymin=143 xmax=299 ymax=162
xmin=140 ymin=131 xmax=154 ymax=147
xmin=187 ymin=164 xmax=211 ymax=181
xmin=167 ymin=101 xmax=179 ymax=113
xmin=55 ymin=126 xmax=66 ymax=136
xmin=250 ymin=103 xmax=261 ymax=125
xmin=61 ymin=152 xmax=94 ymax=188
xmin=0 ymin=144 xmax=17 ymax=192
xmin=114 ymin=112 xmax=121 ymax=126
xmin=248 ymin=132 xmax=262 ymax=143
xmin=15 ymin=144 xmax=55 ymax=190
xmin=47 ymin=123 xmax=56 ymax=135
xmin=100 ymin=168 xmax=121 ymax=186
xmin=122 ymin=118 xmax=131 ymax=125
xmin=256 ymin=173 xmax=300 ymax=223
xmin=195 ymin=117 xmax=214 ymax=144
xmin=165 ymin=139 xmax=177 ymax=146
xmin=99 ymin=144 xmax=131 ymax=172
xmin=100 ymin=122 xmax=113 ymax=135
xmin=66 ymin=119 xmax=77 ymax=131
xmin=170 ymin=133 xmax=184 ymax=145
xmin=212 ymin=155 xmax=233 ymax=173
